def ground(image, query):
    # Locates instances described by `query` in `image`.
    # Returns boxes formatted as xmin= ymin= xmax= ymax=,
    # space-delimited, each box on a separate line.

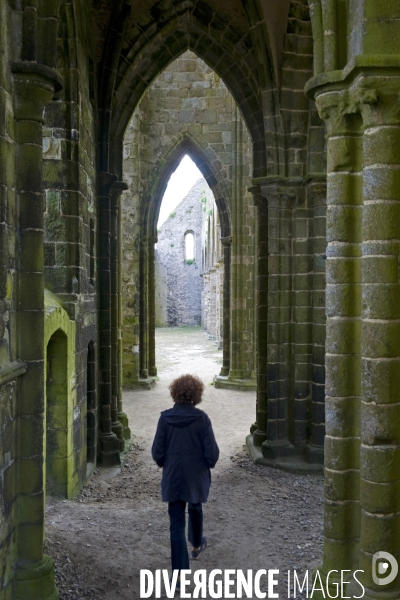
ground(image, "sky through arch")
xmin=157 ymin=155 xmax=202 ymax=227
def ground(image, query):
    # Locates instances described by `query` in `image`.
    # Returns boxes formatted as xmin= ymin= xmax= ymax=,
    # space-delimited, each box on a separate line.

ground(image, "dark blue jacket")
xmin=151 ymin=403 xmax=219 ymax=503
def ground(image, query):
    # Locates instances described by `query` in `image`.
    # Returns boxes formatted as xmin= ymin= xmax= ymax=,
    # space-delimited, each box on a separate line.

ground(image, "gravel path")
xmin=45 ymin=328 xmax=324 ymax=599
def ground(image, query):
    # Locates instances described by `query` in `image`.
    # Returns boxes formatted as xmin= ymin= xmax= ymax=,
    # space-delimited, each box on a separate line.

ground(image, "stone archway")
xmin=45 ymin=329 xmax=68 ymax=497
xmin=120 ymin=45 xmax=261 ymax=390
xmin=122 ymin=134 xmax=235 ymax=387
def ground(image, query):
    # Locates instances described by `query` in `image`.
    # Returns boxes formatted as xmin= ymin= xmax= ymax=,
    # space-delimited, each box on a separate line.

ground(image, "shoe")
xmin=190 ymin=537 xmax=207 ymax=560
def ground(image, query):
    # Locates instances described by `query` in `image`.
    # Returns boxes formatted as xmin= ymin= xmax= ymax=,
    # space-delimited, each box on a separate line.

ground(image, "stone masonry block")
xmin=362 ymin=401 xmax=400 ymax=446
xmin=362 ymin=321 xmax=400 ymax=359
xmin=326 ymin=354 xmax=361 ymax=397
xmin=361 ymin=479 xmax=400 ymax=514
xmin=361 ymin=444 xmax=400 ymax=484
xmin=324 ymin=499 xmax=360 ymax=540
xmin=325 ymin=435 xmax=360 ymax=471
xmin=325 ymin=469 xmax=360 ymax=502
xmin=326 ymin=283 xmax=361 ymax=317
xmin=328 ymin=172 xmax=362 ymax=206
xmin=325 ymin=396 xmax=360 ymax=437
xmin=362 ymin=357 xmax=400 ymax=404
xmin=362 ymin=203 xmax=400 ymax=241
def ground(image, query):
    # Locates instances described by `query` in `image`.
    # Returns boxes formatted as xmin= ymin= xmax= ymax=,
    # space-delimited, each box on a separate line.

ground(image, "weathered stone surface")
xmin=155 ymin=178 xmax=211 ymax=329
xmin=122 ymin=51 xmax=256 ymax=387
xmin=1 ymin=1 xmax=400 ymax=598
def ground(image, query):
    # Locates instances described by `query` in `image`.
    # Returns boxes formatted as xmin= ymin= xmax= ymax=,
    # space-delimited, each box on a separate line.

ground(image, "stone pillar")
xmin=202 ymin=271 xmax=210 ymax=333
xmin=214 ymin=106 xmax=256 ymax=390
xmin=250 ymin=187 xmax=269 ymax=446
xmin=247 ymin=178 xmax=324 ymax=473
xmin=307 ymin=176 xmax=327 ymax=464
xmin=98 ymin=172 xmax=121 ymax=466
xmin=208 ymin=267 xmax=217 ymax=339
xmin=291 ymin=184 xmax=312 ymax=454
xmin=358 ymin=77 xmax=400 ymax=600
xmin=116 ymin=184 xmax=131 ymax=440
xmin=311 ymin=86 xmax=363 ymax=592
xmin=220 ymin=237 xmax=231 ymax=375
xmin=259 ymin=182 xmax=295 ymax=459
xmin=12 ymin=61 xmax=62 ymax=600
xmin=139 ymin=236 xmax=148 ymax=378
xmin=214 ymin=260 xmax=221 ymax=344
xmin=110 ymin=182 xmax=128 ymax=451
xmin=148 ymin=235 xmax=157 ymax=377
xmin=217 ymin=256 xmax=224 ymax=349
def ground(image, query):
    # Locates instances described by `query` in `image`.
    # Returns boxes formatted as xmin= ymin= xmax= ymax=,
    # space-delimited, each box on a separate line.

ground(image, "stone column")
xmin=148 ymin=235 xmax=157 ymax=377
xmin=312 ymin=87 xmax=363 ymax=590
xmin=217 ymin=105 xmax=255 ymax=389
xmin=259 ymin=181 xmax=295 ymax=459
xmin=250 ymin=186 xmax=269 ymax=446
xmin=220 ymin=237 xmax=231 ymax=375
xmin=116 ymin=184 xmax=131 ymax=440
xmin=229 ymin=111 xmax=242 ymax=379
xmin=110 ymin=182 xmax=127 ymax=451
xmin=214 ymin=260 xmax=221 ymax=344
xmin=208 ymin=267 xmax=217 ymax=339
xmin=139 ymin=236 xmax=148 ymax=378
xmin=358 ymin=77 xmax=400 ymax=600
xmin=217 ymin=256 xmax=224 ymax=349
xmin=202 ymin=271 xmax=210 ymax=333
xmin=12 ymin=61 xmax=62 ymax=600
xmin=308 ymin=176 xmax=327 ymax=464
xmin=291 ymin=184 xmax=312 ymax=454
xmin=98 ymin=172 xmax=121 ymax=466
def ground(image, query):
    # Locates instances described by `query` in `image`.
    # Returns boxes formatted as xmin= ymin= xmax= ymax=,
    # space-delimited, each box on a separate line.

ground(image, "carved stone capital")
xmin=220 ymin=236 xmax=232 ymax=247
xmin=12 ymin=62 xmax=63 ymax=122
xmin=315 ymin=84 xmax=378 ymax=135
xmin=314 ymin=74 xmax=400 ymax=134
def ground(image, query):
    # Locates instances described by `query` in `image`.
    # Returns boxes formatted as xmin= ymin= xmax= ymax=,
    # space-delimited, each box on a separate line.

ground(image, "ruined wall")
xmin=202 ymin=191 xmax=224 ymax=348
xmin=155 ymin=179 xmax=210 ymax=328
xmin=42 ymin=0 xmax=98 ymax=488
xmin=122 ymin=50 xmax=255 ymax=387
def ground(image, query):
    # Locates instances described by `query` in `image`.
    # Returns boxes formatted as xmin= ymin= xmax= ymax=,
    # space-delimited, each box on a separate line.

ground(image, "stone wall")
xmin=122 ymin=50 xmax=256 ymax=388
xmin=155 ymin=178 xmax=212 ymax=328
xmin=42 ymin=0 xmax=99 ymax=491
xmin=202 ymin=193 xmax=224 ymax=348
xmin=0 ymin=3 xmax=21 ymax=593
xmin=3 ymin=2 xmax=400 ymax=598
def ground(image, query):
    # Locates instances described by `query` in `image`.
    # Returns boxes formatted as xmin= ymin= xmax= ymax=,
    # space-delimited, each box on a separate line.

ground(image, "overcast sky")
xmin=157 ymin=155 xmax=203 ymax=227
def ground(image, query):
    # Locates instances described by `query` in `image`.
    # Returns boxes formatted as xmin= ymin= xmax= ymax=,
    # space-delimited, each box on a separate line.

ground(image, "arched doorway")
xmin=120 ymin=51 xmax=259 ymax=390
xmin=45 ymin=329 xmax=68 ymax=497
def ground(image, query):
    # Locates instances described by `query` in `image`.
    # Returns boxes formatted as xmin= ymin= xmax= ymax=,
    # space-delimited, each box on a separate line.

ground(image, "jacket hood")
xmin=162 ymin=405 xmax=203 ymax=428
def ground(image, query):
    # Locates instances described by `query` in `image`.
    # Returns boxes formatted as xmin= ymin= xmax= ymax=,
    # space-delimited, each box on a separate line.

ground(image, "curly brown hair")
xmin=169 ymin=374 xmax=204 ymax=405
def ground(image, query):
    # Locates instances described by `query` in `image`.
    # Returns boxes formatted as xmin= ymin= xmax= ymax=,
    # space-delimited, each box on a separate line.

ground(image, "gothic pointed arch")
xmin=97 ymin=1 xmax=272 ymax=178
xmin=144 ymin=135 xmax=231 ymax=241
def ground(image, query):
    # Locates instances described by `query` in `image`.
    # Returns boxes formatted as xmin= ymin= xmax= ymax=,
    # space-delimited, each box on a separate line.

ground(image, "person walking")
xmin=151 ymin=374 xmax=219 ymax=587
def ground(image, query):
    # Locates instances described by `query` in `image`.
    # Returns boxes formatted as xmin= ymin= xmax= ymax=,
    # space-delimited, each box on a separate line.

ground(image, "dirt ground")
xmin=45 ymin=328 xmax=324 ymax=600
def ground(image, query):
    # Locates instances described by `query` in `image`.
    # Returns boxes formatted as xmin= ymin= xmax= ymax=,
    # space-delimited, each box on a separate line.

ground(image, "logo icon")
xmin=372 ymin=552 xmax=398 ymax=586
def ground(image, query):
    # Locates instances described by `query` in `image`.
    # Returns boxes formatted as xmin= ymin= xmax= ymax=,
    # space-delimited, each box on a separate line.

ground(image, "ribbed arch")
xmin=98 ymin=2 xmax=270 ymax=177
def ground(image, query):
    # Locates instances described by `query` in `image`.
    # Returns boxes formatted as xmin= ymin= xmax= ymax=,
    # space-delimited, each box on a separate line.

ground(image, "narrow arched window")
xmin=185 ymin=232 xmax=195 ymax=261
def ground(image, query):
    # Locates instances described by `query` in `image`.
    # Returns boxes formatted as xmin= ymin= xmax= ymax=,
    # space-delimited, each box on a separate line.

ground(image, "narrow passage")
xmin=45 ymin=328 xmax=323 ymax=600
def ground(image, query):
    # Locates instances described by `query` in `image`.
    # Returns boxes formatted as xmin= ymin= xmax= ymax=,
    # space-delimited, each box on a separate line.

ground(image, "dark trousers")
xmin=168 ymin=501 xmax=203 ymax=572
